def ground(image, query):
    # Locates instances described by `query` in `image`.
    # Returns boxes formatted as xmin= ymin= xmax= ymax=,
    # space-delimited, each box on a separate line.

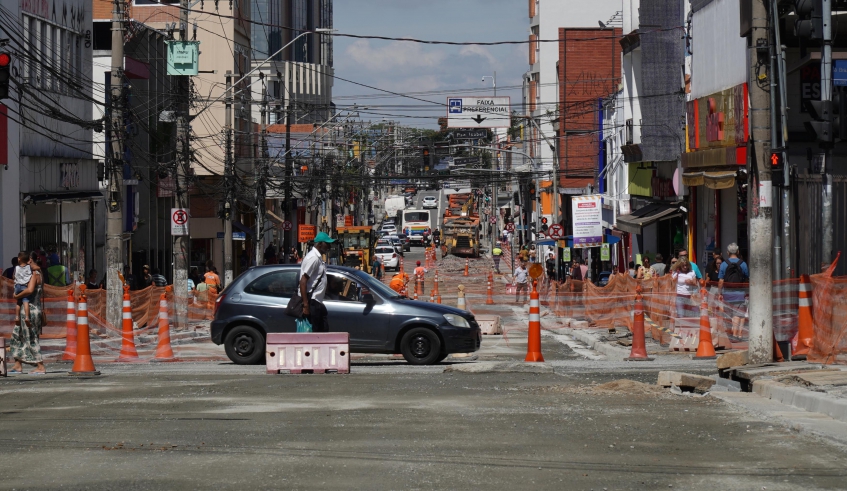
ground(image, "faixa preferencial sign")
xmin=447 ymin=97 xmax=510 ymax=128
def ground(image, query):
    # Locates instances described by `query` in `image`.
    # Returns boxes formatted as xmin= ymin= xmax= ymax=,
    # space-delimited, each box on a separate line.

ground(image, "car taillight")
xmin=214 ymin=294 xmax=225 ymax=315
xmin=392 ymin=253 xmax=397 ymax=258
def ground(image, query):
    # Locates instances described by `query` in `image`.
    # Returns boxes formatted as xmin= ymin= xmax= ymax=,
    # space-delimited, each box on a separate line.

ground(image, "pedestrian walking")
xmin=677 ymin=249 xmax=702 ymax=279
xmin=545 ymin=253 xmax=556 ymax=282
xmin=9 ymin=251 xmax=46 ymax=375
xmin=151 ymin=267 xmax=167 ymax=287
xmin=372 ymin=254 xmax=383 ymax=280
xmin=672 ymin=259 xmax=698 ymax=318
xmin=140 ymin=265 xmax=153 ymax=289
xmin=513 ymin=260 xmax=529 ymax=303
xmin=3 ymin=257 xmax=16 ymax=279
xmin=46 ymin=257 xmax=69 ymax=287
xmin=650 ymin=253 xmax=666 ymax=277
xmin=298 ymin=232 xmax=335 ymax=332
xmin=717 ymin=243 xmax=749 ymax=340
xmin=13 ymin=251 xmax=32 ymax=328
xmin=85 ymin=269 xmax=101 ymax=290
xmin=204 ymin=261 xmax=222 ymax=294
xmin=492 ymin=242 xmax=503 ymax=273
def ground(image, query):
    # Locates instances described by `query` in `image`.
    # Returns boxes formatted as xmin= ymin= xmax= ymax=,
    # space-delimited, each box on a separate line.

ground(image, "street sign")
xmin=489 ymin=216 xmax=496 ymax=224
xmin=571 ymin=195 xmax=603 ymax=248
xmin=451 ymin=156 xmax=482 ymax=168
xmin=835 ymin=60 xmax=847 ymax=86
xmin=505 ymin=223 xmax=515 ymax=232
xmin=171 ymin=208 xmax=189 ymax=236
xmin=528 ymin=263 xmax=544 ymax=279
xmin=282 ymin=220 xmax=293 ymax=231
xmin=447 ymin=96 xmax=511 ymax=128
xmin=216 ymin=232 xmax=246 ymax=240
xmin=453 ymin=129 xmax=488 ymax=139
xmin=548 ymin=224 xmax=564 ymax=239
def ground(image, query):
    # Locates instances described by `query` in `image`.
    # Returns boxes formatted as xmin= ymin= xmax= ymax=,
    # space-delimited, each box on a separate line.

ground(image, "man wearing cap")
xmin=298 ymin=232 xmax=335 ymax=332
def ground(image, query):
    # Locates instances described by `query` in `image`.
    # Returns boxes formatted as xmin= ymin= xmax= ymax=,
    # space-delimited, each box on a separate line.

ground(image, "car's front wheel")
xmin=400 ymin=327 xmax=442 ymax=365
xmin=224 ymin=325 xmax=265 ymax=365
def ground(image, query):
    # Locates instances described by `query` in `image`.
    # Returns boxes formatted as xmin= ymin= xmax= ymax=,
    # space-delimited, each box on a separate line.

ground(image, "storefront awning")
xmin=24 ymin=191 xmax=103 ymax=204
xmin=682 ymin=170 xmax=737 ymax=189
xmin=615 ymin=203 xmax=683 ymax=235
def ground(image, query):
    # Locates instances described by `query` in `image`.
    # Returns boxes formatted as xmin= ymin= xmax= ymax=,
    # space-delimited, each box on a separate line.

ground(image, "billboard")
xmin=571 ymin=195 xmax=603 ymax=248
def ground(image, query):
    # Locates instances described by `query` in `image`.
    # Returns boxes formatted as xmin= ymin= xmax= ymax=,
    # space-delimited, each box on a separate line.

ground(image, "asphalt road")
xmin=3 ymin=334 xmax=847 ymax=490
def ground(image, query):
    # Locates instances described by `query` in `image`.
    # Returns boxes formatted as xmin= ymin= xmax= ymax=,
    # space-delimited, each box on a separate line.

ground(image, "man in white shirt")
xmin=299 ymin=232 xmax=336 ymax=331
xmin=513 ymin=261 xmax=529 ymax=303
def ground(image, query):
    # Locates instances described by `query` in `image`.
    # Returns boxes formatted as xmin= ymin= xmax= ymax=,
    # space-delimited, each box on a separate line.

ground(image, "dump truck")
xmin=442 ymin=217 xmax=481 ymax=258
xmin=335 ymin=226 xmax=375 ymax=272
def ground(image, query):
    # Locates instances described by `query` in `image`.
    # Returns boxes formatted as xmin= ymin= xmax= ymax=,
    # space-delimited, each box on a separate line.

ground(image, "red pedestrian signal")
xmin=0 ymin=52 xmax=10 ymax=99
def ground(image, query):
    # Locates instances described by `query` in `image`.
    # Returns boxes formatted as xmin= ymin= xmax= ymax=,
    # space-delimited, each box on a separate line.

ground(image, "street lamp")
xmin=481 ymin=72 xmax=496 ymax=96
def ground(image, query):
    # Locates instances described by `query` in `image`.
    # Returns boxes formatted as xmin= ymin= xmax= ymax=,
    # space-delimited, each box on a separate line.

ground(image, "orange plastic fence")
xmin=808 ymin=273 xmax=847 ymax=364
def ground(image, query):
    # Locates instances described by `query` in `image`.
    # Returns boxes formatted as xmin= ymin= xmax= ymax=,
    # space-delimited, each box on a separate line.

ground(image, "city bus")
xmin=398 ymin=209 xmax=431 ymax=246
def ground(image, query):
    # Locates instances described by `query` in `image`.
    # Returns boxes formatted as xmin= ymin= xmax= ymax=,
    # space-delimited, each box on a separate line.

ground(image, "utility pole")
xmin=223 ymin=71 xmax=233 ymax=286
xmin=105 ymin=0 xmax=125 ymax=329
xmin=256 ymin=78 xmax=268 ymax=266
xmin=173 ymin=0 xmax=190 ymax=328
xmin=747 ymin=0 xmax=774 ymax=363
xmin=284 ymin=78 xmax=293 ymax=256
xmin=820 ymin=0 xmax=834 ymax=267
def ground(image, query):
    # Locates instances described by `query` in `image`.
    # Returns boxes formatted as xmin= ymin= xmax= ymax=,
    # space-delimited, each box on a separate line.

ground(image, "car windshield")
xmin=350 ymin=270 xmax=400 ymax=299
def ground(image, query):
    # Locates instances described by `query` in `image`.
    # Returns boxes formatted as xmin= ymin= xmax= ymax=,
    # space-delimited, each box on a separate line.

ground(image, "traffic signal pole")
xmin=223 ymin=71 xmax=233 ymax=287
xmin=821 ymin=0 xmax=834 ymax=267
xmin=105 ymin=0 xmax=125 ymax=329
xmin=747 ymin=0 xmax=774 ymax=363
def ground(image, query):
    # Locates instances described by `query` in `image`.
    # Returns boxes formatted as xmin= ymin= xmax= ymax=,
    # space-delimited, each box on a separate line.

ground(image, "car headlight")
xmin=443 ymin=314 xmax=470 ymax=328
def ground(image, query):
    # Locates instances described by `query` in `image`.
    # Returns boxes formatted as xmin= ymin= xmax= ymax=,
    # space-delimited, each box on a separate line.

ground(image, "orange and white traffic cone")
xmin=62 ymin=288 xmax=77 ymax=361
xmin=486 ymin=271 xmax=494 ymax=305
xmin=625 ymin=286 xmax=654 ymax=361
xmin=153 ymin=287 xmax=175 ymax=361
xmin=70 ymin=287 xmax=99 ymax=375
xmin=525 ymin=280 xmax=544 ymax=362
xmin=793 ymin=274 xmax=814 ymax=359
xmin=463 ymin=257 xmax=469 ymax=277
xmin=695 ymin=280 xmax=717 ymax=359
xmin=116 ymin=285 xmax=139 ymax=362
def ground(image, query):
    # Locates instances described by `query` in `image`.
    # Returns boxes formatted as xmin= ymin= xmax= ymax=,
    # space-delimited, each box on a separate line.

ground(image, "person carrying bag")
xmin=285 ymin=232 xmax=336 ymax=332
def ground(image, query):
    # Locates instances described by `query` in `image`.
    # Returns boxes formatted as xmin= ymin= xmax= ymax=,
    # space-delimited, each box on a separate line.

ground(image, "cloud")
xmin=342 ymin=40 xmax=447 ymax=74
xmin=458 ymin=45 xmax=499 ymax=68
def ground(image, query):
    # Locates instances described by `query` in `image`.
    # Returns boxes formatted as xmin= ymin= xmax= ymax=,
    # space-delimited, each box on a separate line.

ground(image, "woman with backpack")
xmin=718 ymin=243 xmax=749 ymax=340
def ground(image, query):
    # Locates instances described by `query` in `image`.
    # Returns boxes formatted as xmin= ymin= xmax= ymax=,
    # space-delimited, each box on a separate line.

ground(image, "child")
xmin=14 ymin=251 xmax=32 ymax=326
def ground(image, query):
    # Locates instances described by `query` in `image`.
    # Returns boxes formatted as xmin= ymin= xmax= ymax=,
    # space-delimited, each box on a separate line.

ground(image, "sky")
xmin=331 ymin=0 xmax=528 ymax=129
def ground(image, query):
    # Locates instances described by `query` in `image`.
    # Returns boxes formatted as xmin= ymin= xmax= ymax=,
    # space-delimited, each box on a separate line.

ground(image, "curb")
xmin=567 ymin=329 xmax=631 ymax=361
xmin=753 ymin=379 xmax=847 ymax=424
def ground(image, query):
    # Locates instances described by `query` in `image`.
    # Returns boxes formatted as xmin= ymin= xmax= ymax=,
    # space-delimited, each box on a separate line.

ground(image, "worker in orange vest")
xmin=414 ymin=260 xmax=427 ymax=296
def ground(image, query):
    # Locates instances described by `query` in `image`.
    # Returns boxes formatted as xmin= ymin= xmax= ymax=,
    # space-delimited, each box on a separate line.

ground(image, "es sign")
xmin=298 ymin=224 xmax=317 ymax=242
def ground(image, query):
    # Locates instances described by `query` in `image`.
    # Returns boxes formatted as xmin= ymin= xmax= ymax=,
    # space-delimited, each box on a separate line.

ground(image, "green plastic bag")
xmin=296 ymin=317 xmax=313 ymax=333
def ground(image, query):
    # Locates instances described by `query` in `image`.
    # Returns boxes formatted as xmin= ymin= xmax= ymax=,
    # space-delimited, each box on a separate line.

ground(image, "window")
xmin=404 ymin=211 xmax=429 ymax=222
xmin=244 ymin=270 xmax=299 ymax=297
xmin=325 ymin=273 xmax=361 ymax=303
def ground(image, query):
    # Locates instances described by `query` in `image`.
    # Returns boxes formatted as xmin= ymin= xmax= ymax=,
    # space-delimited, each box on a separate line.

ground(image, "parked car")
xmin=380 ymin=223 xmax=397 ymax=234
xmin=211 ymin=265 xmax=481 ymax=365
xmin=422 ymin=196 xmax=438 ymax=209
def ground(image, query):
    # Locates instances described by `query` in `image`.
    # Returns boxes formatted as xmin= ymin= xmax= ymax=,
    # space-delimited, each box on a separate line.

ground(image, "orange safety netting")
xmin=808 ymin=273 xmax=847 ymax=364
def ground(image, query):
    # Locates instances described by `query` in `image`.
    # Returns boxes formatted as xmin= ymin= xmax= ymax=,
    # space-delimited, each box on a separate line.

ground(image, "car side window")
xmin=325 ymin=273 xmax=362 ymax=303
xmin=244 ymin=270 xmax=299 ymax=297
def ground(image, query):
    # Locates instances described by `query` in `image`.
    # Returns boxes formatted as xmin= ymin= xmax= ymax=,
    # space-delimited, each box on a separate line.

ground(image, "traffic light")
xmin=0 ymin=52 xmax=11 ymax=99
xmin=541 ymin=217 xmax=549 ymax=232
xmin=805 ymin=89 xmax=847 ymax=143
xmin=770 ymin=150 xmax=785 ymax=187
xmin=528 ymin=182 xmax=536 ymax=197
xmin=795 ymin=0 xmax=823 ymax=40
xmin=513 ymin=191 xmax=520 ymax=204
xmin=421 ymin=147 xmax=431 ymax=171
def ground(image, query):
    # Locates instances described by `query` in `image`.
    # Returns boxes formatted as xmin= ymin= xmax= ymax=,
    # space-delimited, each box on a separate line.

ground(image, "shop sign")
xmin=562 ymin=247 xmax=571 ymax=262
xmin=344 ymin=215 xmax=354 ymax=226
xmin=686 ymin=83 xmax=748 ymax=151
xmin=600 ymin=243 xmax=611 ymax=261
xmin=60 ymin=163 xmax=80 ymax=189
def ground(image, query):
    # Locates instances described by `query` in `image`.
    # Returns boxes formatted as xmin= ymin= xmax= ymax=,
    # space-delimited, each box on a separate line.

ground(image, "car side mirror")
xmin=363 ymin=293 xmax=375 ymax=304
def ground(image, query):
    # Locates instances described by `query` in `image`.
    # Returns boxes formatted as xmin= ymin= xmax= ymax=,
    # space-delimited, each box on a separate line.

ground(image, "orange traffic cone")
xmin=70 ymin=287 xmax=100 ymax=375
xmin=116 ymin=285 xmax=139 ymax=362
xmin=153 ymin=287 xmax=175 ymax=361
xmin=486 ymin=271 xmax=494 ymax=305
xmin=525 ymin=280 xmax=544 ymax=362
xmin=793 ymin=274 xmax=814 ymax=359
xmin=463 ymin=258 xmax=469 ymax=277
xmin=433 ymin=269 xmax=439 ymax=296
xmin=62 ymin=288 xmax=77 ymax=361
xmin=625 ymin=286 xmax=654 ymax=361
xmin=695 ymin=280 xmax=717 ymax=359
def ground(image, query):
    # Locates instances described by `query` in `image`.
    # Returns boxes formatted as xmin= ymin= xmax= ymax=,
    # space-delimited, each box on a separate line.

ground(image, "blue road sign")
xmin=448 ymin=98 xmax=462 ymax=114
xmin=835 ymin=60 xmax=847 ymax=87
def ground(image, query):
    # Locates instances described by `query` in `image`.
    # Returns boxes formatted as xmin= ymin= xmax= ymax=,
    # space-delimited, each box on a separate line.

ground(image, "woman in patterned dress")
xmin=9 ymin=251 xmax=46 ymax=374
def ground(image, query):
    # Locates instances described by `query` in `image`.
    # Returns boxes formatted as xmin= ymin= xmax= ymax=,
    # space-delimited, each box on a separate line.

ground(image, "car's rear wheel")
xmin=224 ymin=325 xmax=265 ymax=365
xmin=400 ymin=328 xmax=442 ymax=365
